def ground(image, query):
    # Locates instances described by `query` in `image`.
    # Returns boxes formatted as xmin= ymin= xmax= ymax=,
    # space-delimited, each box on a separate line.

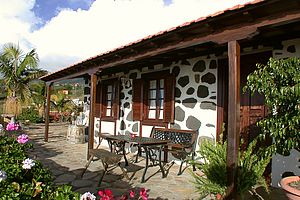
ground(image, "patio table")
xmin=100 ymin=133 xmax=169 ymax=183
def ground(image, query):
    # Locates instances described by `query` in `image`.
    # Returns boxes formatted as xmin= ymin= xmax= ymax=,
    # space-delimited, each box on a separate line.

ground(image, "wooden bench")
xmin=150 ymin=127 xmax=198 ymax=175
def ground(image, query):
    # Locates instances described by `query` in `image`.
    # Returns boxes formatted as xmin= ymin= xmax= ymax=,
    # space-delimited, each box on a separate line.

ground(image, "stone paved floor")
xmin=26 ymin=123 xmax=287 ymax=200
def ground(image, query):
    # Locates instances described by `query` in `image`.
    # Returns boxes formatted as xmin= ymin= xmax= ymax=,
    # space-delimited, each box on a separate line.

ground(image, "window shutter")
xmin=100 ymin=83 xmax=107 ymax=118
xmin=95 ymin=81 xmax=102 ymax=118
xmin=163 ymin=74 xmax=175 ymax=123
xmin=113 ymin=79 xmax=120 ymax=120
xmin=132 ymin=79 xmax=143 ymax=121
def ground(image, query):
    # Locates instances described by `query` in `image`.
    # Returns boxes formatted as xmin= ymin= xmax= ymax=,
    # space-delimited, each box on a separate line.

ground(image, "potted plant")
xmin=280 ymin=176 xmax=300 ymax=200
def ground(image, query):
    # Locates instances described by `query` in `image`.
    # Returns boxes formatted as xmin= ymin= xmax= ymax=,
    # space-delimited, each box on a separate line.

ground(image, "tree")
xmin=50 ymin=93 xmax=74 ymax=122
xmin=0 ymin=43 xmax=47 ymax=116
xmin=244 ymin=57 xmax=300 ymax=155
xmin=29 ymin=80 xmax=46 ymax=118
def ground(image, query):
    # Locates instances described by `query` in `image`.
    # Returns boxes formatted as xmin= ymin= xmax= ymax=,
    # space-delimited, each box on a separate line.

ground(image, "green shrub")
xmin=190 ymin=138 xmax=271 ymax=199
xmin=0 ymin=135 xmax=80 ymax=199
xmin=18 ymin=107 xmax=43 ymax=123
xmin=244 ymin=57 xmax=300 ymax=155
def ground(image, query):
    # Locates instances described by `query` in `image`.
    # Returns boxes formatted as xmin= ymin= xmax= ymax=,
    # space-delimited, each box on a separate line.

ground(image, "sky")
xmin=0 ymin=0 xmax=254 ymax=72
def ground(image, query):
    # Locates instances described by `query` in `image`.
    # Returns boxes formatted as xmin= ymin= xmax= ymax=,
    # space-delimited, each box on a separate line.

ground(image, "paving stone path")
xmin=25 ymin=123 xmax=287 ymax=200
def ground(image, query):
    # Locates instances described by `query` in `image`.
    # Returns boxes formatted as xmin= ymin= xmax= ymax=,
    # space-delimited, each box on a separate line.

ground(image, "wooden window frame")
xmin=132 ymin=70 xmax=174 ymax=126
xmin=101 ymin=78 xmax=119 ymax=121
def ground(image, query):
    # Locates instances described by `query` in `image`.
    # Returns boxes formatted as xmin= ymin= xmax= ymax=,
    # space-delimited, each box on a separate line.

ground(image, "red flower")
xmin=139 ymin=188 xmax=148 ymax=200
xmin=129 ymin=190 xmax=135 ymax=198
xmin=216 ymin=193 xmax=222 ymax=200
xmin=98 ymin=189 xmax=114 ymax=200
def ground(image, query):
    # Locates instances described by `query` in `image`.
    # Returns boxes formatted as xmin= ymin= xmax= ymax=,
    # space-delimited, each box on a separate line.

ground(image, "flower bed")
xmin=0 ymin=122 xmax=149 ymax=200
xmin=0 ymin=130 xmax=80 ymax=199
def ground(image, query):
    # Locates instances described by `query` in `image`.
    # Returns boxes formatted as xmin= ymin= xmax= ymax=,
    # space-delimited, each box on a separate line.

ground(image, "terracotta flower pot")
xmin=280 ymin=176 xmax=300 ymax=200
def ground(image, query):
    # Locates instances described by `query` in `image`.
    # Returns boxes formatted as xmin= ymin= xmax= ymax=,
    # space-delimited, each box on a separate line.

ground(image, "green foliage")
xmin=0 ymin=135 xmax=80 ymax=199
xmin=191 ymin=139 xmax=271 ymax=199
xmin=0 ymin=43 xmax=47 ymax=102
xmin=18 ymin=107 xmax=43 ymax=123
xmin=244 ymin=57 xmax=300 ymax=155
xmin=190 ymin=139 xmax=227 ymax=199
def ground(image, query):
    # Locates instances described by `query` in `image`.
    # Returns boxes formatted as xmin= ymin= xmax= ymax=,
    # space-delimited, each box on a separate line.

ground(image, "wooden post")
xmin=44 ymin=82 xmax=52 ymax=142
xmin=226 ymin=40 xmax=240 ymax=199
xmin=88 ymin=73 xmax=97 ymax=158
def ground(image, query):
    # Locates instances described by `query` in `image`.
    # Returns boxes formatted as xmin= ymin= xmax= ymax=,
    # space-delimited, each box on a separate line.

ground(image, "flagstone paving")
xmin=26 ymin=123 xmax=287 ymax=200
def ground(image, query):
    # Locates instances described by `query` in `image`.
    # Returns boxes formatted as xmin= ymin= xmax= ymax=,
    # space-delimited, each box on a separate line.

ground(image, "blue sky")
xmin=33 ymin=0 xmax=94 ymax=26
xmin=0 ymin=0 xmax=253 ymax=72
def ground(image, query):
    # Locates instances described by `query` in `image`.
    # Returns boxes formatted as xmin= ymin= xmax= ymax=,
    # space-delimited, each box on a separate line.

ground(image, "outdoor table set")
xmin=100 ymin=133 xmax=169 ymax=183
xmin=81 ymin=133 xmax=169 ymax=184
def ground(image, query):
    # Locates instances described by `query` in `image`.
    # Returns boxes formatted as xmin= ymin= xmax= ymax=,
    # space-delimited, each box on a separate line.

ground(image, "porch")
xmin=26 ymin=122 xmax=286 ymax=199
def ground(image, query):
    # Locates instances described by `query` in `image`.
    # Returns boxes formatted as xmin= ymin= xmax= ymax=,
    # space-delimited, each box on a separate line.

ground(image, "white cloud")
xmin=0 ymin=0 xmax=254 ymax=72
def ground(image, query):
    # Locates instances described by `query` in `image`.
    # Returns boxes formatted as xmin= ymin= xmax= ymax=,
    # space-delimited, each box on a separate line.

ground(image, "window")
xmin=96 ymin=79 xmax=120 ymax=121
xmin=133 ymin=71 xmax=175 ymax=125
xmin=147 ymin=79 xmax=164 ymax=120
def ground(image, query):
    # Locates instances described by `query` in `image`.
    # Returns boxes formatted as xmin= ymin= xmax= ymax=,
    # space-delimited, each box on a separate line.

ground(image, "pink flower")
xmin=129 ymin=190 xmax=135 ymax=198
xmin=6 ymin=122 xmax=20 ymax=131
xmin=139 ymin=188 xmax=148 ymax=200
xmin=98 ymin=189 xmax=114 ymax=200
xmin=17 ymin=134 xmax=29 ymax=144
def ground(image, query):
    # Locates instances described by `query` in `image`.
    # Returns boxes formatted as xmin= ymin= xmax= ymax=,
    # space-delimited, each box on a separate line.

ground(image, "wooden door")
xmin=217 ymin=51 xmax=272 ymax=145
xmin=239 ymin=51 xmax=272 ymax=147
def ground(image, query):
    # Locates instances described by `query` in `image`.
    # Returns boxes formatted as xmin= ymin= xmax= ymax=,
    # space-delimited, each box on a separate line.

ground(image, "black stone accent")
xmin=128 ymin=90 xmax=132 ymax=95
xmin=120 ymin=92 xmax=125 ymax=100
xmin=200 ymin=101 xmax=216 ymax=110
xmin=186 ymin=87 xmax=195 ymax=95
xmin=181 ymin=59 xmax=191 ymax=65
xmin=120 ymin=120 xmax=126 ymax=130
xmin=211 ymin=91 xmax=216 ymax=94
xmin=126 ymin=110 xmax=133 ymax=121
xmin=182 ymin=98 xmax=197 ymax=108
xmin=201 ymin=72 xmax=216 ymax=84
xmin=129 ymin=72 xmax=137 ymax=79
xmin=209 ymin=96 xmax=216 ymax=100
xmin=120 ymin=85 xmax=124 ymax=91
xmin=175 ymin=99 xmax=181 ymax=104
xmin=287 ymin=45 xmax=296 ymax=53
xmin=209 ymin=60 xmax=217 ymax=69
xmin=206 ymin=123 xmax=215 ymax=128
xmin=132 ymin=123 xmax=138 ymax=132
xmin=87 ymin=97 xmax=91 ymax=103
xmin=84 ymin=87 xmax=90 ymax=95
xmin=175 ymin=106 xmax=185 ymax=122
xmin=94 ymin=130 xmax=99 ymax=137
xmin=275 ymin=52 xmax=283 ymax=55
xmin=96 ymin=123 xmax=99 ymax=129
xmin=172 ymin=66 xmax=180 ymax=77
xmin=197 ymin=85 xmax=209 ymax=98
xmin=186 ymin=116 xmax=201 ymax=130
xmin=84 ymin=97 xmax=87 ymax=102
xmin=120 ymin=110 xmax=124 ymax=118
xmin=175 ymin=87 xmax=182 ymax=98
xmin=124 ymin=102 xmax=130 ymax=108
xmin=125 ymin=97 xmax=129 ymax=100
xmin=193 ymin=60 xmax=206 ymax=72
xmin=178 ymin=76 xmax=189 ymax=87
xmin=171 ymin=123 xmax=181 ymax=129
